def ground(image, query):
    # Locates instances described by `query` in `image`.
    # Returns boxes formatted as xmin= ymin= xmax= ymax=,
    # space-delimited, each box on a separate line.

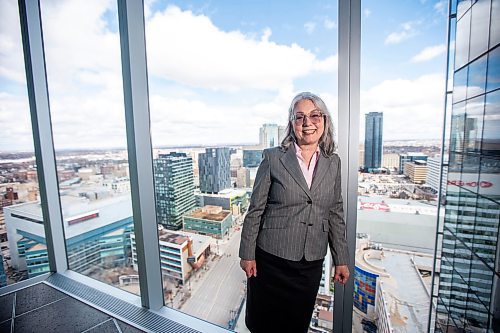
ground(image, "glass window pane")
xmin=454 ymin=66 xmax=468 ymax=103
xmin=457 ymin=0 xmax=472 ymax=19
xmin=1 ymin=0 xmax=44 ymax=286
xmin=482 ymin=89 xmax=500 ymax=158
xmin=469 ymin=0 xmax=491 ymax=61
xmin=450 ymin=101 xmax=466 ymax=158
xmin=486 ymin=46 xmax=500 ymax=92
xmin=145 ymin=1 xmax=339 ymax=330
xmin=467 ymin=53 xmax=487 ymax=98
xmin=358 ymin=1 xmax=447 ymax=331
xmin=38 ymin=1 xmax=139 ymax=295
xmin=464 ymin=95 xmax=485 ymax=153
xmin=455 ymin=9 xmax=471 ymax=69
xmin=490 ymin=0 xmax=500 ymax=48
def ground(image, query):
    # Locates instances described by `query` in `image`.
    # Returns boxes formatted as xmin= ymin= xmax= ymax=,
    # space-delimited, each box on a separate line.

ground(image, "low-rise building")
xmin=404 ymin=160 xmax=428 ymax=184
xmin=183 ymin=205 xmax=232 ymax=239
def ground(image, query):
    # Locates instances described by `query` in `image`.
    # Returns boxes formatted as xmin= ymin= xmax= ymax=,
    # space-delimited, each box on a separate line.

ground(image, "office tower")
xmin=426 ymin=156 xmax=448 ymax=193
xmin=432 ymin=1 xmax=500 ymax=331
xmin=198 ymin=148 xmax=231 ymax=194
xmin=242 ymin=149 xmax=263 ymax=168
xmin=398 ymin=152 xmax=428 ymax=174
xmin=154 ymin=153 xmax=196 ymax=230
xmin=363 ymin=112 xmax=383 ymax=169
xmin=259 ymin=123 xmax=280 ymax=148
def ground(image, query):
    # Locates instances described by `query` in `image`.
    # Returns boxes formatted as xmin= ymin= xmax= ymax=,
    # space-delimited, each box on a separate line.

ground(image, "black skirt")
xmin=245 ymin=246 xmax=324 ymax=333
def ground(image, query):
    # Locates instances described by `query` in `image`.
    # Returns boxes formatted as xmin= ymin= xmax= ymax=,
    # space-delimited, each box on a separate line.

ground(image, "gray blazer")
xmin=239 ymin=145 xmax=349 ymax=265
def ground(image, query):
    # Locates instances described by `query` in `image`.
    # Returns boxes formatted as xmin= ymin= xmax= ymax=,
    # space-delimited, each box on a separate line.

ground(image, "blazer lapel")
xmin=279 ymin=146 xmax=312 ymax=199
xmin=310 ymin=153 xmax=332 ymax=193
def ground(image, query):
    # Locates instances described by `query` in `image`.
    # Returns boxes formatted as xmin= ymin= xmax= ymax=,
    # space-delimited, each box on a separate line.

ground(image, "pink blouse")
xmin=294 ymin=143 xmax=320 ymax=189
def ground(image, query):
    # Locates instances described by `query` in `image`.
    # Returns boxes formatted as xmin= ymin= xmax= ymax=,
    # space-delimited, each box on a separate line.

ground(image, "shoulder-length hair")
xmin=280 ymin=92 xmax=336 ymax=157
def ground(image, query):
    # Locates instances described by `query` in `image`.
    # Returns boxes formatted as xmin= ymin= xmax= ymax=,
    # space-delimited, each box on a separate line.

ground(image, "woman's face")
xmin=293 ymin=99 xmax=325 ymax=147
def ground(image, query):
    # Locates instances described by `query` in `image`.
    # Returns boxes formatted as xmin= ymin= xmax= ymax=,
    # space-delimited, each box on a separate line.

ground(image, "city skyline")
xmin=0 ymin=0 xmax=448 ymax=151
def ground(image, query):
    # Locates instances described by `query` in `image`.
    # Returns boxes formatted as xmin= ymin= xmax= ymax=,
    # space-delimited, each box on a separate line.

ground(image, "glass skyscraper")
xmin=198 ymin=148 xmax=231 ymax=194
xmin=364 ymin=112 xmax=384 ymax=170
xmin=432 ymin=0 xmax=500 ymax=331
xmin=154 ymin=153 xmax=196 ymax=230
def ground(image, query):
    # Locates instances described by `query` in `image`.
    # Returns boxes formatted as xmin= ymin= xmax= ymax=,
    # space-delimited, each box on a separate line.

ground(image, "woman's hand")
xmin=333 ymin=265 xmax=350 ymax=284
xmin=240 ymin=259 xmax=257 ymax=278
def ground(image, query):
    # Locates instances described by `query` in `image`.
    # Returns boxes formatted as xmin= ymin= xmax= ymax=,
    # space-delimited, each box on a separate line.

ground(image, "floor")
xmin=0 ymin=282 xmax=145 ymax=333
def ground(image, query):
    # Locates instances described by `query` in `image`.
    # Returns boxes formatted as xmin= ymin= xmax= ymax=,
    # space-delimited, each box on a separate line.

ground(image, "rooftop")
xmin=356 ymin=246 xmax=432 ymax=332
xmin=185 ymin=207 xmax=230 ymax=222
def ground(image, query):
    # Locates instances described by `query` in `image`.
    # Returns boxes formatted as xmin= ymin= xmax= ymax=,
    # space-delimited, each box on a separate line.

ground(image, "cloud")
xmin=434 ymin=1 xmax=447 ymax=14
xmin=0 ymin=1 xmax=27 ymax=84
xmin=411 ymin=44 xmax=447 ymax=62
xmin=0 ymin=3 xmax=340 ymax=150
xmin=324 ymin=19 xmax=336 ymax=30
xmin=385 ymin=21 xmax=419 ymax=45
xmin=364 ymin=9 xmax=372 ymax=18
xmin=360 ymin=73 xmax=446 ymax=140
xmin=146 ymin=6 xmax=335 ymax=92
xmin=304 ymin=21 xmax=316 ymax=34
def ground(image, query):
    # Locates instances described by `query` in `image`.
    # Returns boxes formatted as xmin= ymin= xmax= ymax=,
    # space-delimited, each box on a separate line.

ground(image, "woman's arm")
xmin=329 ymin=157 xmax=349 ymax=266
xmin=239 ymin=149 xmax=272 ymax=261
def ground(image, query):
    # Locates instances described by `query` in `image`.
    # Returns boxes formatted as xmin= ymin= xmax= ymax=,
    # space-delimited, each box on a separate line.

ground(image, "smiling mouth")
xmin=302 ymin=129 xmax=316 ymax=134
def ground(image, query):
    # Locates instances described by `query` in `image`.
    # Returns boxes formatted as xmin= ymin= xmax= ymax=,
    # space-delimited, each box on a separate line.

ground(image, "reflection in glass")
xmin=464 ymin=95 xmax=485 ymax=153
xmin=453 ymin=66 xmax=468 ymax=102
xmin=1 ymin=0 xmax=44 ymax=287
xmin=486 ymin=46 xmax=500 ymax=92
xmin=455 ymin=9 xmax=471 ymax=70
xmin=482 ymin=89 xmax=500 ymax=156
xmin=457 ymin=0 xmax=472 ymax=19
xmin=469 ymin=0 xmax=491 ymax=61
xmin=38 ymin=1 xmax=138 ymax=294
xmin=491 ymin=0 xmax=500 ymax=48
xmin=466 ymin=53 xmax=487 ymax=98
xmin=449 ymin=102 xmax=466 ymax=161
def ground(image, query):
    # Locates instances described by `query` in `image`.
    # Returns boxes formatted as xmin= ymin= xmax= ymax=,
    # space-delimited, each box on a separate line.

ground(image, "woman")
xmin=239 ymin=92 xmax=349 ymax=333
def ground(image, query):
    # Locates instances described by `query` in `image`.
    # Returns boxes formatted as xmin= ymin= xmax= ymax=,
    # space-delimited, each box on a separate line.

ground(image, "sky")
xmin=0 ymin=0 xmax=449 ymax=152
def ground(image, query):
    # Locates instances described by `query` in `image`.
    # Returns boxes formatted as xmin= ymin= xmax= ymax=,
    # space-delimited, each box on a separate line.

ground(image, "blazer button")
xmin=307 ymin=200 xmax=312 ymax=204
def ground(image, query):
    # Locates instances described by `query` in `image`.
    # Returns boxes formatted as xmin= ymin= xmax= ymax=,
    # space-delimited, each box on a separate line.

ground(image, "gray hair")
xmin=280 ymin=92 xmax=336 ymax=156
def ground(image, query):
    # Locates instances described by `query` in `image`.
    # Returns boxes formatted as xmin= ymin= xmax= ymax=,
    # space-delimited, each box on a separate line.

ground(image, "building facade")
xmin=242 ymin=149 xmax=263 ymax=168
xmin=398 ymin=152 xmax=428 ymax=174
xmin=432 ymin=0 xmax=500 ymax=331
xmin=183 ymin=205 xmax=232 ymax=239
xmin=198 ymin=148 xmax=231 ymax=194
xmin=195 ymin=188 xmax=248 ymax=216
xmin=426 ymin=155 xmax=448 ymax=193
xmin=4 ymin=197 xmax=134 ymax=279
xmin=404 ymin=160 xmax=428 ymax=184
xmin=259 ymin=123 xmax=280 ymax=148
xmin=363 ymin=112 xmax=383 ymax=170
xmin=154 ymin=153 xmax=196 ymax=230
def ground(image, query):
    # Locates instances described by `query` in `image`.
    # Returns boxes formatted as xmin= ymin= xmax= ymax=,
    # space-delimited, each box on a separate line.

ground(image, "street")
xmin=181 ymin=227 xmax=247 ymax=328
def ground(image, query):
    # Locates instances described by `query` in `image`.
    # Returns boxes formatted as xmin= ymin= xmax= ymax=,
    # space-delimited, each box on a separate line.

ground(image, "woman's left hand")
xmin=333 ymin=265 xmax=350 ymax=284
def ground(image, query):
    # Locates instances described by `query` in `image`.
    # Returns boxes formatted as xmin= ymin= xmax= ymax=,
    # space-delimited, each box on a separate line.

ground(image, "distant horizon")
xmin=0 ymin=138 xmax=444 ymax=155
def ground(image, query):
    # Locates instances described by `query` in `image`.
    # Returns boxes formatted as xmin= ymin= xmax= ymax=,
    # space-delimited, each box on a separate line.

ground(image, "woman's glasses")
xmin=292 ymin=111 xmax=325 ymax=124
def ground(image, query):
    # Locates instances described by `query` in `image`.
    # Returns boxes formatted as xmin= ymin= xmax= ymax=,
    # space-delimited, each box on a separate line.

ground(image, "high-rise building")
xmin=242 ymin=149 xmax=263 ymax=168
xmin=259 ymin=123 xmax=280 ymax=148
xmin=404 ymin=160 xmax=428 ymax=184
xmin=432 ymin=1 xmax=500 ymax=331
xmin=198 ymin=148 xmax=231 ymax=194
xmin=398 ymin=152 xmax=428 ymax=174
xmin=154 ymin=153 xmax=196 ymax=230
xmin=426 ymin=155 xmax=448 ymax=193
xmin=363 ymin=112 xmax=383 ymax=169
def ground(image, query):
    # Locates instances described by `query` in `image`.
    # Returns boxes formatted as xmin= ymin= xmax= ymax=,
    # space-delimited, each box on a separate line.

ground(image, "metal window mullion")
xmin=336 ymin=0 xmax=361 ymax=331
xmin=18 ymin=0 xmax=68 ymax=273
xmin=117 ymin=0 xmax=163 ymax=310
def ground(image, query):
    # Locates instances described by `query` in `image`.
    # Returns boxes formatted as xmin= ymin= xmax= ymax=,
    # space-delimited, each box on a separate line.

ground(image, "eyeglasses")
xmin=292 ymin=111 xmax=325 ymax=124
